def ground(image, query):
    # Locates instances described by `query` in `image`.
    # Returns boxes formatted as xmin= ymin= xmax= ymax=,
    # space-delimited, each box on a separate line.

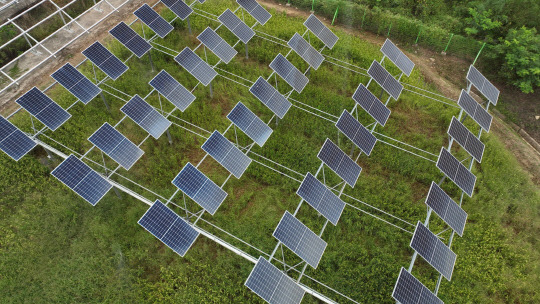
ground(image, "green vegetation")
xmin=1 ymin=1 xmax=539 ymax=303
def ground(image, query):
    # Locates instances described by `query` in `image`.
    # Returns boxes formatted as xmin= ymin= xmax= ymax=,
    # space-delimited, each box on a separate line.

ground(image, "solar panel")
xmin=201 ymin=130 xmax=252 ymax=178
xmin=296 ymin=172 xmax=345 ymax=225
xmin=109 ymin=22 xmax=152 ymax=58
xmin=197 ymin=27 xmax=238 ymax=64
xmin=425 ymin=182 xmax=467 ymax=237
xmin=352 ymin=83 xmax=390 ymax=126
xmin=174 ymin=47 xmax=218 ymax=86
xmin=134 ymin=4 xmax=174 ymax=38
xmin=336 ymin=110 xmax=377 ymax=156
xmin=0 ymin=115 xmax=36 ymax=161
xmin=51 ymin=63 xmax=101 ymax=104
xmin=82 ymin=41 xmax=128 ymax=80
xmin=317 ymin=138 xmax=361 ymax=187
xmin=15 ymin=87 xmax=71 ymax=131
xmin=392 ymin=267 xmax=444 ymax=304
xmin=236 ymin=0 xmax=271 ymax=25
xmin=138 ymin=200 xmax=199 ymax=256
xmin=273 ymin=211 xmax=327 ymax=268
xmin=249 ymin=77 xmax=292 ymax=119
xmin=227 ymin=102 xmax=273 ymax=147
xmin=269 ymin=53 xmax=309 ymax=93
xmin=218 ymin=9 xmax=255 ymax=44
xmin=457 ymin=89 xmax=492 ymax=132
xmin=436 ymin=147 xmax=476 ymax=197
xmin=303 ymin=14 xmax=338 ymax=49
xmin=149 ymin=70 xmax=196 ymax=112
xmin=161 ymin=0 xmax=193 ymax=20
xmin=410 ymin=221 xmax=457 ymax=281
xmin=50 ymin=154 xmax=112 ymax=206
xmin=448 ymin=117 xmax=485 ymax=162
xmin=120 ymin=94 xmax=172 ymax=139
xmin=367 ymin=60 xmax=403 ymax=100
xmin=467 ymin=65 xmax=499 ymax=105
xmin=171 ymin=162 xmax=228 ymax=215
xmin=245 ymin=257 xmax=305 ymax=304
xmin=88 ymin=123 xmax=144 ymax=170
xmin=381 ymin=39 xmax=415 ymax=77
xmin=287 ymin=33 xmax=324 ymax=70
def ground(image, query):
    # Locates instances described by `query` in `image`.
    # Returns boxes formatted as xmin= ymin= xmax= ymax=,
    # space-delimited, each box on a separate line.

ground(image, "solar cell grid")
xmin=448 ymin=117 xmax=485 ymax=162
xmin=0 ymin=116 xmax=36 ymax=161
xmin=82 ymin=42 xmax=128 ymax=80
xmin=436 ymin=147 xmax=477 ymax=197
xmin=88 ymin=123 xmax=144 ymax=170
xmin=227 ymin=102 xmax=273 ymax=147
xmin=149 ymin=70 xmax=196 ymax=112
xmin=336 ymin=110 xmax=377 ymax=156
xmin=296 ymin=172 xmax=346 ymax=225
xmin=134 ymin=4 xmax=174 ymax=38
xmin=110 ymin=22 xmax=152 ymax=58
xmin=269 ymin=54 xmax=309 ymax=93
xmin=367 ymin=60 xmax=403 ymax=100
xmin=303 ymin=14 xmax=338 ymax=49
xmin=287 ymin=33 xmax=324 ymax=70
xmin=425 ymin=182 xmax=467 ymax=236
xmin=218 ymin=9 xmax=255 ymax=44
xmin=15 ymin=87 xmax=71 ymax=131
xmin=237 ymin=0 xmax=271 ymax=25
xmin=201 ymin=131 xmax=252 ymax=178
xmin=161 ymin=0 xmax=193 ymax=20
xmin=381 ymin=39 xmax=415 ymax=77
xmin=51 ymin=63 xmax=101 ymax=104
xmin=197 ymin=27 xmax=238 ymax=63
xmin=352 ymin=83 xmax=390 ymax=126
xmin=457 ymin=89 xmax=492 ymax=132
xmin=317 ymin=138 xmax=362 ymax=187
xmin=174 ymin=47 xmax=218 ymax=86
xmin=467 ymin=65 xmax=499 ymax=105
xmin=392 ymin=267 xmax=444 ymax=304
xmin=249 ymin=77 xmax=291 ymax=119
xmin=121 ymin=95 xmax=172 ymax=139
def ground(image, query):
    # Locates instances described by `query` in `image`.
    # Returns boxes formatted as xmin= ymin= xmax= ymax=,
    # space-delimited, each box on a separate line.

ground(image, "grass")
xmin=1 ymin=0 xmax=539 ymax=303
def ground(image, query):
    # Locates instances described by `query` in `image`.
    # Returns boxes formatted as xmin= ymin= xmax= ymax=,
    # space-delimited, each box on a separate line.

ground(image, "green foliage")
xmin=464 ymin=7 xmax=504 ymax=40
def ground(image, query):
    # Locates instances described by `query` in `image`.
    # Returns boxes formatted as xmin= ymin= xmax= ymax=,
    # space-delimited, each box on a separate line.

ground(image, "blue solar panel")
xmin=149 ymin=70 xmax=196 ymax=112
xmin=447 ymin=117 xmax=484 ymax=163
xmin=237 ymin=0 xmax=271 ymax=25
xmin=51 ymin=154 xmax=112 ymax=205
xmin=336 ymin=110 xmax=377 ymax=156
xmin=250 ymin=77 xmax=291 ymax=119
xmin=304 ymin=14 xmax=338 ymax=49
xmin=457 ymin=89 xmax=492 ymax=132
xmin=245 ymin=257 xmax=305 ymax=304
xmin=175 ymin=47 xmax=218 ymax=86
xmin=287 ymin=33 xmax=324 ymax=70
xmin=0 ymin=115 xmax=36 ymax=161
xmin=296 ymin=172 xmax=345 ymax=225
xmin=82 ymin=42 xmax=128 ymax=80
xmin=171 ymin=162 xmax=228 ymax=215
xmin=392 ymin=267 xmax=443 ymax=304
xmin=381 ymin=39 xmax=415 ymax=77
xmin=197 ymin=27 xmax=238 ymax=64
xmin=121 ymin=95 xmax=172 ymax=139
xmin=273 ymin=211 xmax=327 ymax=268
xmin=51 ymin=63 xmax=101 ymax=104
xmin=425 ymin=182 xmax=467 ymax=237
xmin=218 ymin=9 xmax=255 ymax=44
xmin=352 ymin=83 xmax=390 ymax=126
xmin=88 ymin=123 xmax=144 ymax=170
xmin=15 ymin=87 xmax=71 ymax=131
xmin=161 ymin=0 xmax=193 ymax=20
xmin=367 ymin=60 xmax=403 ymax=100
xmin=134 ymin=4 xmax=173 ymax=38
xmin=467 ymin=65 xmax=499 ymax=105
xmin=227 ymin=102 xmax=272 ymax=147
xmin=138 ymin=200 xmax=200 ymax=256
xmin=269 ymin=54 xmax=309 ymax=93
xmin=201 ymin=131 xmax=252 ymax=178
xmin=109 ymin=22 xmax=152 ymax=58
xmin=317 ymin=138 xmax=361 ymax=187
xmin=436 ymin=147 xmax=476 ymax=197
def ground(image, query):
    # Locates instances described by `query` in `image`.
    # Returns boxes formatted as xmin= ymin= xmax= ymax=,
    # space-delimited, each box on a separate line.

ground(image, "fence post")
xmin=311 ymin=0 xmax=315 ymax=12
xmin=360 ymin=9 xmax=367 ymax=28
xmin=442 ymin=33 xmax=454 ymax=55
xmin=331 ymin=5 xmax=339 ymax=26
xmin=415 ymin=28 xmax=422 ymax=45
xmin=472 ymin=42 xmax=486 ymax=66
xmin=386 ymin=23 xmax=392 ymax=37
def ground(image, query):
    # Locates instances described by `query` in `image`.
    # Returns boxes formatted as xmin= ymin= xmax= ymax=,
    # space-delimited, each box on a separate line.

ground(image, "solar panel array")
xmin=82 ymin=42 xmax=128 ymax=80
xmin=110 ymin=22 xmax=152 ymax=58
xmin=227 ymin=102 xmax=273 ymax=147
xmin=467 ymin=65 xmax=499 ymax=105
xmin=436 ymin=147 xmax=476 ymax=197
xmin=336 ymin=110 xmax=377 ymax=156
xmin=245 ymin=257 xmax=305 ymax=304
xmin=175 ymin=47 xmax=218 ymax=86
xmin=161 ymin=0 xmax=192 ymax=20
xmin=201 ymin=130 xmax=252 ymax=178
xmin=218 ymin=9 xmax=255 ymax=44
xmin=269 ymin=53 xmax=309 ymax=93
xmin=138 ymin=200 xmax=200 ymax=256
xmin=352 ymin=83 xmax=391 ymax=126
xmin=197 ymin=27 xmax=238 ymax=63
xmin=250 ymin=76 xmax=292 ymax=119
xmin=172 ymin=162 xmax=228 ymax=215
xmin=317 ymin=138 xmax=362 ymax=187
xmin=392 ymin=267 xmax=444 ymax=304
xmin=149 ymin=70 xmax=196 ymax=112
xmin=134 ymin=4 xmax=174 ymax=38
xmin=297 ymin=172 xmax=346 ymax=225
xmin=287 ymin=33 xmax=324 ymax=70
xmin=51 ymin=154 xmax=112 ymax=205
xmin=15 ymin=87 xmax=71 ymax=131
xmin=303 ymin=14 xmax=338 ymax=49
xmin=381 ymin=39 xmax=415 ymax=77
xmin=88 ymin=123 xmax=144 ymax=170
xmin=121 ymin=95 xmax=172 ymax=139
xmin=273 ymin=211 xmax=327 ymax=268
xmin=51 ymin=63 xmax=101 ymax=104
xmin=367 ymin=60 xmax=403 ymax=100
xmin=457 ymin=89 xmax=492 ymax=132
xmin=410 ymin=221 xmax=457 ymax=281
xmin=425 ymin=182 xmax=467 ymax=236
xmin=448 ymin=117 xmax=485 ymax=162
xmin=0 ymin=115 xmax=36 ymax=161
xmin=236 ymin=0 xmax=271 ymax=25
